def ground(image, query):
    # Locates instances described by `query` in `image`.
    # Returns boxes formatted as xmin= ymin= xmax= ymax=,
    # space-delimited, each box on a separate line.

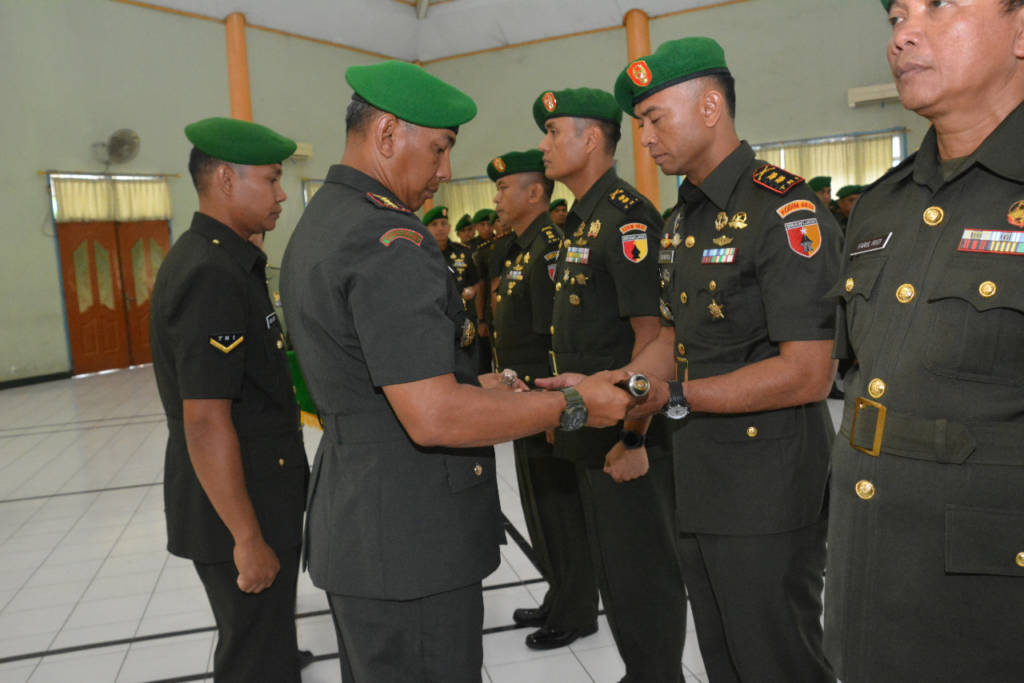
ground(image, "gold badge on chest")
xmin=587 ymin=220 xmax=602 ymax=238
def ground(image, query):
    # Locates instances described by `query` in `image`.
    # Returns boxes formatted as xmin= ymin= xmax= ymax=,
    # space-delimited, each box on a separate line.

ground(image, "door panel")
xmin=116 ymin=221 xmax=170 ymax=365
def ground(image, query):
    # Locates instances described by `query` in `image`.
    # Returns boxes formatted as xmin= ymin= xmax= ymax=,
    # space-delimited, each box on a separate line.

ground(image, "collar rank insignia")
xmin=608 ymin=188 xmax=640 ymax=212
xmin=379 ymin=228 xmax=423 ymax=247
xmin=1008 ymin=200 xmax=1024 ymax=228
xmin=209 ymin=333 xmax=244 ymax=354
xmin=958 ymin=229 xmax=1024 ymax=255
xmin=752 ymin=164 xmax=803 ymax=195
xmin=365 ymin=192 xmax=411 ymax=213
xmin=784 ymin=218 xmax=822 ymax=258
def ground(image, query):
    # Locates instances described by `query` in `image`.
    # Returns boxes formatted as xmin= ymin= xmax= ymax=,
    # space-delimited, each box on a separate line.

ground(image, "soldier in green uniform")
xmin=424 ymin=205 xmax=482 ymax=363
xmin=150 ymin=117 xmax=309 ymax=682
xmin=613 ymin=37 xmax=839 ymax=681
xmin=808 ymin=175 xmax=832 ymax=208
xmin=834 ymin=184 xmax=863 ymax=232
xmin=279 ymin=60 xmax=635 ymax=683
xmin=548 ymin=197 xmax=569 ymax=229
xmin=532 ymin=87 xmax=688 ymax=679
xmin=474 ymin=208 xmax=501 ymax=372
xmin=824 ymin=2 xmax=1024 ymax=681
xmin=487 ymin=149 xmax=600 ymax=646
xmin=455 ymin=212 xmax=476 ymax=245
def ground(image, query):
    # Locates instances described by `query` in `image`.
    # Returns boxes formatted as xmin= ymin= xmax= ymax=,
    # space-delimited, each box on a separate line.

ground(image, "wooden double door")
xmin=56 ymin=221 xmax=171 ymax=375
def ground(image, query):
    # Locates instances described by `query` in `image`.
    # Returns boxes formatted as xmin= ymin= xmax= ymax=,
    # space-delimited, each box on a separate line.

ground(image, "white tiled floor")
xmin=0 ymin=367 xmax=729 ymax=682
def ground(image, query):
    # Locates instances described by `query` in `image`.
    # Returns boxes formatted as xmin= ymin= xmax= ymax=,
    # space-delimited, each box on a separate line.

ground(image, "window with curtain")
xmin=48 ymin=173 xmax=172 ymax=222
xmin=751 ymin=128 xmax=906 ymax=191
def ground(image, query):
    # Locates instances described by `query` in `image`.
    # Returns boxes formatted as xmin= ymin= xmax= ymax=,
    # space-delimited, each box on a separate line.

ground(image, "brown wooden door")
xmin=116 ymin=221 xmax=171 ymax=365
xmin=56 ymin=221 xmax=131 ymax=374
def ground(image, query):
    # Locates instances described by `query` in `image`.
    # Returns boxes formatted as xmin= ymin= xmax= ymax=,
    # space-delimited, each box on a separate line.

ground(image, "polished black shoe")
xmin=512 ymin=606 xmax=550 ymax=627
xmin=525 ymin=624 xmax=598 ymax=650
xmin=298 ymin=649 xmax=315 ymax=670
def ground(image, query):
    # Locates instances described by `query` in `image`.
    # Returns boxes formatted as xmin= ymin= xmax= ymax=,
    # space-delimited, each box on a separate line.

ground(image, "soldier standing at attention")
xmin=548 ymin=197 xmax=569 ymax=229
xmin=824 ymin=2 xmax=1024 ymax=681
xmin=487 ymin=149 xmax=601 ymax=647
xmin=611 ymin=37 xmax=839 ymax=681
xmin=279 ymin=60 xmax=634 ymax=682
xmin=424 ymin=205 xmax=482 ymax=359
xmin=455 ymin=212 xmax=476 ymax=245
xmin=532 ymin=87 xmax=688 ymax=680
xmin=150 ymin=117 xmax=309 ymax=682
xmin=808 ymin=175 xmax=832 ymax=208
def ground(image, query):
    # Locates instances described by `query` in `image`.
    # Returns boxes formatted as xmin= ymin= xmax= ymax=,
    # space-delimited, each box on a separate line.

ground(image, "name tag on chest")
xmin=265 ymin=312 xmax=278 ymax=329
xmin=850 ymin=232 xmax=892 ymax=256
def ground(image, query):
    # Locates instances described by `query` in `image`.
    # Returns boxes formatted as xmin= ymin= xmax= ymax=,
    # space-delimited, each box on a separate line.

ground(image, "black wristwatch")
xmin=619 ymin=429 xmax=646 ymax=449
xmin=662 ymin=380 xmax=690 ymax=420
xmin=558 ymin=387 xmax=587 ymax=431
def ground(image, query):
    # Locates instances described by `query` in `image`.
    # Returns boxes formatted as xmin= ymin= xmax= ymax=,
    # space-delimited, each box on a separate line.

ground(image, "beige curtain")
xmin=50 ymin=174 xmax=171 ymax=222
xmin=752 ymin=131 xmax=903 ymax=191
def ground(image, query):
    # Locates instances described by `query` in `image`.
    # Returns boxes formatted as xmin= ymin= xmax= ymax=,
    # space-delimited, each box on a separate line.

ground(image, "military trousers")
xmin=193 ymin=545 xmax=301 ymax=683
xmin=675 ymin=519 xmax=833 ymax=683
xmin=577 ymin=453 xmax=687 ymax=683
xmin=514 ymin=433 xmax=599 ymax=630
xmin=327 ymin=581 xmax=483 ymax=683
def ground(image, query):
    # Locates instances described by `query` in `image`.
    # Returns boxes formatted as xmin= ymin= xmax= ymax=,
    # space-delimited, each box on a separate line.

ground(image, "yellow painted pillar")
xmin=225 ymin=12 xmax=253 ymax=121
xmin=623 ymin=9 xmax=660 ymax=208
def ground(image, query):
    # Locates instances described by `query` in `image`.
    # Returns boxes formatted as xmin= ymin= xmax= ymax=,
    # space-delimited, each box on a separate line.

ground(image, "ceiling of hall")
xmin=137 ymin=0 xmax=733 ymax=62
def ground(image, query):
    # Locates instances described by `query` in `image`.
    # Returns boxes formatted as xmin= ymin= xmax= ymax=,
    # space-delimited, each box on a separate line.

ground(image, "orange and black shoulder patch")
xmin=366 ymin=192 xmax=412 ymax=213
xmin=752 ymin=164 xmax=803 ymax=195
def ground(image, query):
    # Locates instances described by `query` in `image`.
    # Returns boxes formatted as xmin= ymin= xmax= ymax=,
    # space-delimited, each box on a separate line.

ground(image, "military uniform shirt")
xmin=662 ymin=142 xmax=840 ymax=535
xmin=824 ymin=101 xmax=1024 ymax=681
xmin=492 ymin=212 xmax=562 ymax=386
xmin=150 ymin=212 xmax=307 ymax=563
xmin=442 ymin=240 xmax=480 ymax=323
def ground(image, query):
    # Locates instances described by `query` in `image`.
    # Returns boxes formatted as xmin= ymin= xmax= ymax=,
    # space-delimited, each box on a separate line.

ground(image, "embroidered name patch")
xmin=209 ymin=333 xmax=244 ymax=354
xmin=784 ymin=218 xmax=822 ymax=258
xmin=850 ymin=233 xmax=892 ymax=256
xmin=776 ymin=199 xmax=816 ymax=218
xmin=958 ymin=229 xmax=1024 ymax=255
xmin=565 ymin=246 xmax=590 ymax=264
xmin=379 ymin=228 xmax=423 ymax=247
xmin=265 ymin=312 xmax=278 ymax=330
xmin=702 ymin=247 xmax=736 ymax=264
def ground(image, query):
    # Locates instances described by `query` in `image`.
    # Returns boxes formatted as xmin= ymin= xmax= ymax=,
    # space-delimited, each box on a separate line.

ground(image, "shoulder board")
xmin=379 ymin=227 xmax=423 ymax=248
xmin=542 ymin=225 xmax=561 ymax=243
xmin=608 ymin=186 xmax=641 ymax=213
xmin=752 ymin=164 xmax=803 ymax=195
xmin=365 ymin=192 xmax=412 ymax=213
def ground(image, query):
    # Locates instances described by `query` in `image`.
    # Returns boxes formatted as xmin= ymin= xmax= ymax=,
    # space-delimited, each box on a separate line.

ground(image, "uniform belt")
xmin=321 ymin=411 xmax=406 ymax=443
xmin=840 ymin=398 xmax=1024 ymax=466
xmin=549 ymin=350 xmax=623 ymax=376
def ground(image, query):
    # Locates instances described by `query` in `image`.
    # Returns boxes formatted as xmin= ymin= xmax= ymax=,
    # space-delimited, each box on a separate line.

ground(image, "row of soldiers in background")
xmin=808 ymin=175 xmax=863 ymax=232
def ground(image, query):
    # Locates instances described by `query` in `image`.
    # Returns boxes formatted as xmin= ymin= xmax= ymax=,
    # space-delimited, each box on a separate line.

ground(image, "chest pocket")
xmin=923 ymin=256 xmax=1024 ymax=384
xmin=828 ymin=255 xmax=887 ymax=350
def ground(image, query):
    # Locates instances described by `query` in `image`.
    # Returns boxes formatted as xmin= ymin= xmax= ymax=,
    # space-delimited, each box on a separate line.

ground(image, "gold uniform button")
xmin=922 ymin=206 xmax=944 ymax=226
xmin=550 ymin=325 xmax=555 ymax=334
xmin=708 ymin=280 xmax=717 ymax=292
xmin=679 ymin=292 xmax=688 ymax=304
xmin=855 ymin=480 xmax=876 ymax=500
xmin=276 ymin=339 xmax=284 ymax=349
xmin=570 ymin=277 xmax=576 ymax=285
xmin=524 ymin=376 xmax=531 ymax=384
xmin=685 ymin=235 xmax=696 ymax=248
xmin=569 ymin=294 xmax=581 ymax=306
xmin=278 ymin=458 xmax=285 ymax=467
xmin=495 ymin=295 xmax=502 ymax=303
xmin=677 ymin=343 xmax=686 ymax=356
xmin=746 ymin=426 xmax=758 ymax=438
xmin=473 ymin=463 xmax=483 ymax=476
xmin=505 ymin=260 xmax=511 ymax=268
xmin=212 ymin=238 xmax=221 ymax=245
xmin=868 ymin=377 xmax=887 ymax=399
xmin=1016 ymin=552 xmax=1024 ymax=568
xmin=896 ymin=283 xmax=916 ymax=304
xmin=979 ymin=281 xmax=997 ymax=298
xmin=564 ymin=238 xmax=572 ymax=248
xmin=845 ymin=277 xmax=855 ymax=293
xmin=555 ymin=282 xmax=562 ymax=291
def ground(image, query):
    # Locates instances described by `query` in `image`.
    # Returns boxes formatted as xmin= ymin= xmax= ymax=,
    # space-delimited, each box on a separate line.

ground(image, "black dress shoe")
xmin=525 ymin=624 xmax=598 ymax=650
xmin=298 ymin=649 xmax=315 ymax=670
xmin=512 ymin=606 xmax=550 ymax=627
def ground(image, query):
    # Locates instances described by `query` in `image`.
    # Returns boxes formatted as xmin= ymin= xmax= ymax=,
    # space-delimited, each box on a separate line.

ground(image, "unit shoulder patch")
xmin=752 ymin=164 xmax=803 ymax=196
xmin=608 ymin=187 xmax=641 ymax=213
xmin=365 ymin=192 xmax=412 ymax=213
xmin=379 ymin=227 xmax=423 ymax=248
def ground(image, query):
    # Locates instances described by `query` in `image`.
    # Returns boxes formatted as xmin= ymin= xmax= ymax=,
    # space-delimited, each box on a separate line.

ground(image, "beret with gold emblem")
xmin=614 ymin=36 xmax=730 ymax=116
xmin=532 ymin=87 xmax=622 ymax=132
xmin=455 ymin=213 xmax=472 ymax=231
xmin=487 ymin=149 xmax=545 ymax=181
xmin=185 ymin=117 xmax=296 ymax=165
xmin=345 ymin=60 xmax=477 ymax=129
xmin=549 ymin=198 xmax=567 ymax=211
xmin=808 ymin=176 xmax=832 ymax=192
xmin=422 ymin=205 xmax=448 ymax=225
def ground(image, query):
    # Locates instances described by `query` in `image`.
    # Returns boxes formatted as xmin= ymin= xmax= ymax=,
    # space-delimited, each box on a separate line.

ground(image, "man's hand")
xmin=534 ymin=372 xmax=585 ymax=390
xmin=604 ymin=443 xmax=650 ymax=482
xmin=627 ymin=376 xmax=670 ymax=418
xmin=477 ymin=321 xmax=490 ymax=338
xmin=576 ymin=370 xmax=634 ymax=428
xmin=478 ymin=372 xmax=528 ymax=392
xmin=461 ymin=286 xmax=476 ymax=301
xmin=234 ymin=537 xmax=280 ymax=593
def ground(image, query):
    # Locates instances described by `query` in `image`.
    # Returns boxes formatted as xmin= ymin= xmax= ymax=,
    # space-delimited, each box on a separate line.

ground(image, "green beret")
xmin=487 ymin=149 xmax=544 ymax=181
xmin=662 ymin=207 xmax=673 ymax=220
xmin=422 ymin=205 xmax=449 ymax=225
xmin=455 ymin=213 xmax=472 ymax=231
xmin=488 ymin=210 xmax=499 ymax=224
xmin=471 ymin=208 xmax=492 ymax=224
xmin=532 ymin=87 xmax=622 ymax=132
xmin=549 ymin=198 xmax=567 ymax=211
xmin=836 ymin=185 xmax=863 ymax=200
xmin=808 ymin=176 xmax=832 ymax=192
xmin=185 ymin=117 xmax=296 ymax=165
xmin=880 ymin=0 xmax=891 ymax=8
xmin=345 ymin=60 xmax=477 ymax=129
xmin=614 ymin=37 xmax=730 ymax=116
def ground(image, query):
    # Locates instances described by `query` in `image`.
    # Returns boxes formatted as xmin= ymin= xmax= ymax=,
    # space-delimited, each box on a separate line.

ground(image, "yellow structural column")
xmin=623 ymin=9 xmax=660 ymax=209
xmin=225 ymin=12 xmax=253 ymax=121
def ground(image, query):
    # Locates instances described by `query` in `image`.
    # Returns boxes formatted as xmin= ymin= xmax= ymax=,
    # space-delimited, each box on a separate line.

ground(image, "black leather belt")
xmin=841 ymin=397 xmax=1024 ymax=466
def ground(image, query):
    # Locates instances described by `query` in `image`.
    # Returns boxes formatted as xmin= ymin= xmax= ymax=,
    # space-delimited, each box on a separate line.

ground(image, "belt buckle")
xmin=548 ymin=350 xmax=559 ymax=376
xmin=850 ymin=397 xmax=887 ymax=457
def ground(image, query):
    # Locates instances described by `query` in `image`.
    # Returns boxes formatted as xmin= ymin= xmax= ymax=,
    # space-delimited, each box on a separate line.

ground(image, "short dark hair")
xmin=346 ymin=94 xmax=384 ymax=135
xmin=520 ymin=171 xmax=554 ymax=201
xmin=707 ymin=73 xmax=736 ymax=119
xmin=188 ymin=147 xmax=221 ymax=192
xmin=573 ymin=117 xmax=621 ymax=155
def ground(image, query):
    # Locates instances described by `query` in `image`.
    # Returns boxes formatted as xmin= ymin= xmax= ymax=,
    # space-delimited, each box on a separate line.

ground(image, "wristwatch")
xmin=558 ymin=387 xmax=587 ymax=431
xmin=662 ymin=380 xmax=690 ymax=420
xmin=619 ymin=429 xmax=646 ymax=449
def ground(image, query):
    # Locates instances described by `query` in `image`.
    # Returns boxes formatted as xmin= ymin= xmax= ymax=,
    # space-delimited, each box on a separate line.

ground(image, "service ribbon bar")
xmin=958 ymin=229 xmax=1024 ymax=255
xmin=701 ymin=247 xmax=736 ymax=264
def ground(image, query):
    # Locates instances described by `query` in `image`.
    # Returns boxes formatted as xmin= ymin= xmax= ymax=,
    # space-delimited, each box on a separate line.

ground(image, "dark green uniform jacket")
xmin=442 ymin=240 xmax=480 ymax=324
xmin=550 ymin=168 xmax=664 ymax=466
xmin=151 ymin=213 xmax=308 ymax=563
xmin=662 ymin=142 xmax=840 ymax=535
xmin=492 ymin=212 xmax=562 ymax=386
xmin=824 ymin=102 xmax=1024 ymax=682
xmin=280 ymin=165 xmax=504 ymax=601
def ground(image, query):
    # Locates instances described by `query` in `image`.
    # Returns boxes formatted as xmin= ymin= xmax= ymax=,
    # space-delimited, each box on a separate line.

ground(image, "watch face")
xmin=620 ymin=430 xmax=645 ymax=448
xmin=561 ymin=406 xmax=587 ymax=431
xmin=664 ymin=404 xmax=690 ymax=420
